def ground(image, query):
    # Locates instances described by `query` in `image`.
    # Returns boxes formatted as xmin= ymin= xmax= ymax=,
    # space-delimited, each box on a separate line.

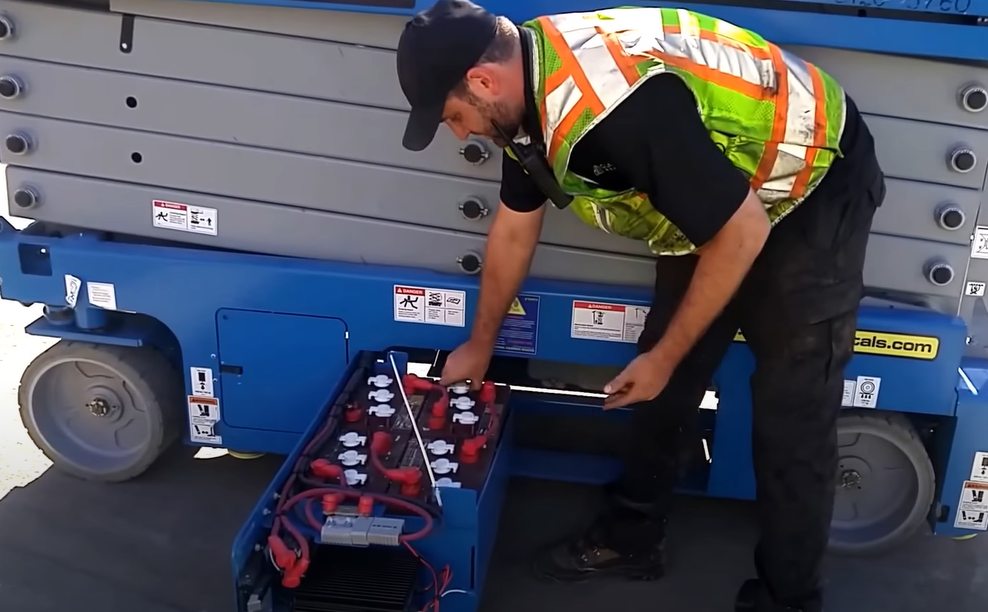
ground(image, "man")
xmin=396 ymin=2 xmax=885 ymax=611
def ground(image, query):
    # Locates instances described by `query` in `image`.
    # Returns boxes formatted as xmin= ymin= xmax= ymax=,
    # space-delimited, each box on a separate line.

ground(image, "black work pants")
xmin=613 ymin=162 xmax=886 ymax=610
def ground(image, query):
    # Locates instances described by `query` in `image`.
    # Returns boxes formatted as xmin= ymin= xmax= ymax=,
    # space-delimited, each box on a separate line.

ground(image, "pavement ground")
xmin=0 ymin=200 xmax=986 ymax=612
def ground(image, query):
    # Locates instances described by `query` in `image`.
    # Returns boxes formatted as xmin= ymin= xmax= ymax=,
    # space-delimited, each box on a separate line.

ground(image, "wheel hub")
xmin=836 ymin=456 xmax=871 ymax=491
xmin=84 ymin=385 xmax=124 ymax=420
xmin=840 ymin=469 xmax=863 ymax=490
xmin=86 ymin=398 xmax=112 ymax=417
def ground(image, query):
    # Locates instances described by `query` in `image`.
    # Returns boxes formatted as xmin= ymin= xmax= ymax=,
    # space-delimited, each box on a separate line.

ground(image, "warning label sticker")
xmin=152 ymin=200 xmax=217 ymax=236
xmin=190 ymin=367 xmax=214 ymax=397
xmin=839 ymin=376 xmax=881 ymax=408
xmin=571 ymin=301 xmax=649 ymax=344
xmin=187 ymin=395 xmax=222 ymax=444
xmin=972 ymin=226 xmax=988 ymax=259
xmin=394 ymin=285 xmax=465 ymax=327
xmin=852 ymin=376 xmax=881 ymax=408
xmin=955 ymin=480 xmax=988 ymax=531
xmin=87 ymin=282 xmax=117 ymax=310
xmin=495 ymin=294 xmax=540 ymax=355
xmin=966 ymin=281 xmax=987 ymax=297
xmin=64 ymin=274 xmax=82 ymax=308
xmin=971 ymin=451 xmax=988 ymax=483
xmin=841 ymin=380 xmax=855 ymax=407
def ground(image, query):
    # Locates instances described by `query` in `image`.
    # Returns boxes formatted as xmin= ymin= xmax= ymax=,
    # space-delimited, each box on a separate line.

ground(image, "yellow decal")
xmin=733 ymin=329 xmax=939 ymax=360
xmin=508 ymin=298 xmax=527 ymax=316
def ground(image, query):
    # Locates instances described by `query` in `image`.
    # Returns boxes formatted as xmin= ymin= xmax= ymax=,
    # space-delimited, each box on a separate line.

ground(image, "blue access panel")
xmin=217 ymin=309 xmax=349 ymax=434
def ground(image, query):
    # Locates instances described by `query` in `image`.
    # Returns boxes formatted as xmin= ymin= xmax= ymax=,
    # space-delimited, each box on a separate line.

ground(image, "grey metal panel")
xmin=960 ymin=262 xmax=988 ymax=357
xmin=787 ymin=45 xmax=988 ymax=130
xmin=4 ymin=166 xmax=658 ymax=287
xmin=110 ymin=0 xmax=407 ymax=48
xmin=960 ymin=194 xmax=988 ymax=351
xmin=7 ymin=166 xmax=942 ymax=299
xmin=0 ymin=112 xmax=653 ymax=256
xmin=0 ymin=0 xmax=408 ymax=109
xmin=871 ymin=178 xmax=980 ymax=245
xmin=865 ymin=114 xmax=988 ymax=190
xmin=0 ymin=57 xmax=498 ymax=182
xmin=862 ymin=234 xmax=969 ymax=298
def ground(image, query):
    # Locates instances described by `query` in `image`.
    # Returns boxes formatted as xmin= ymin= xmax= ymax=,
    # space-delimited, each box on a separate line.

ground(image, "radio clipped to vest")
xmin=492 ymin=120 xmax=573 ymax=210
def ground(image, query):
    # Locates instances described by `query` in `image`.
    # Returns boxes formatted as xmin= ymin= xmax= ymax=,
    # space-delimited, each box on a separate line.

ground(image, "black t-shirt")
xmin=500 ymin=41 xmax=875 ymax=249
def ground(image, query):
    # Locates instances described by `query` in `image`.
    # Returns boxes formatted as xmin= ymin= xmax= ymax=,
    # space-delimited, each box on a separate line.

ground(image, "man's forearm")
xmin=472 ymin=255 xmax=530 ymax=345
xmin=471 ymin=211 xmax=543 ymax=346
xmin=650 ymin=193 xmax=770 ymax=368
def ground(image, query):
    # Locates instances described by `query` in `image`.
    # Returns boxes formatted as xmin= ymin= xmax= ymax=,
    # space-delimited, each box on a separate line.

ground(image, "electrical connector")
xmin=386 ymin=466 xmax=423 ymax=488
xmin=480 ymin=380 xmax=496 ymax=403
xmin=371 ymin=431 xmax=393 ymax=453
xmin=320 ymin=515 xmax=406 ymax=547
xmin=460 ymin=438 xmax=483 ymax=463
xmin=432 ymin=393 xmax=449 ymax=417
xmin=428 ymin=392 xmax=449 ymax=430
xmin=344 ymin=405 xmax=363 ymax=423
xmin=371 ymin=432 xmax=424 ymax=495
xmin=322 ymin=492 xmax=344 ymax=514
xmin=366 ymin=517 xmax=404 ymax=546
xmin=309 ymin=459 xmax=343 ymax=482
xmin=282 ymin=556 xmax=309 ymax=588
xmin=267 ymin=535 xmax=296 ymax=571
xmin=402 ymin=373 xmax=434 ymax=395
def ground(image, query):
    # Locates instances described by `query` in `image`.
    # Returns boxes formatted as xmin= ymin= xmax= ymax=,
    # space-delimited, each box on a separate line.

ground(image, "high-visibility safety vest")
xmin=516 ymin=7 xmax=847 ymax=255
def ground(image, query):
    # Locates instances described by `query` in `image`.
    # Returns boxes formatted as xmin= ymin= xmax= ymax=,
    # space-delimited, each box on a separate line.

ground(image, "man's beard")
xmin=478 ymin=100 xmax=522 ymax=148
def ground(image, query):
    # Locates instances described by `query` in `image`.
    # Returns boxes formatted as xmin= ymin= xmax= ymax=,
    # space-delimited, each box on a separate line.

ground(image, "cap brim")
xmin=402 ymin=103 xmax=444 ymax=152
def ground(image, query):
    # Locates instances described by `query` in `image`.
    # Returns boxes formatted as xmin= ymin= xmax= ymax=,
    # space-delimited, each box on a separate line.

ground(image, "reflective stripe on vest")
xmin=521 ymin=7 xmax=846 ymax=255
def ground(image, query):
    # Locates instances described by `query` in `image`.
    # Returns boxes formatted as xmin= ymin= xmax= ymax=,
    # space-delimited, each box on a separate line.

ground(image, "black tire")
xmin=18 ymin=340 xmax=183 ymax=482
xmin=828 ymin=410 xmax=936 ymax=556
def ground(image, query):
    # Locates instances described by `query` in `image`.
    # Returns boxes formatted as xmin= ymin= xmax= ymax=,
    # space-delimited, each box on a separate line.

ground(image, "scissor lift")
xmin=0 ymin=0 xmax=987 ymax=610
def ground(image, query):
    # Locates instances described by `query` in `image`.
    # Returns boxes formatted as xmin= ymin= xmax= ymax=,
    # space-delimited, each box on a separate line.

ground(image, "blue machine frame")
xmin=3 ymin=0 xmax=988 ymax=609
xmin=2 ymin=208 xmax=987 ymax=519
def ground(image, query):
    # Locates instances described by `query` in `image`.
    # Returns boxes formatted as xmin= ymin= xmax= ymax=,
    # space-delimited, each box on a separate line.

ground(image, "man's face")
xmin=440 ymin=69 xmax=524 ymax=148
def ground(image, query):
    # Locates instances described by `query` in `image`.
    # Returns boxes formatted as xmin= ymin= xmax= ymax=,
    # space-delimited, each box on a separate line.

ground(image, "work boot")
xmin=734 ymin=579 xmax=821 ymax=612
xmin=531 ymin=506 xmax=666 ymax=583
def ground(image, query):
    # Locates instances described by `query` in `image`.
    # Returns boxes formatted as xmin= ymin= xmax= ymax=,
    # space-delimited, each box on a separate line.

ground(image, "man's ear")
xmin=464 ymin=65 xmax=499 ymax=96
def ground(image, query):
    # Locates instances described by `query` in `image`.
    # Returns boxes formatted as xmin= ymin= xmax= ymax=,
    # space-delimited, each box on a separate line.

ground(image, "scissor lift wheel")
xmin=829 ymin=410 xmax=936 ymax=556
xmin=18 ymin=341 xmax=182 ymax=482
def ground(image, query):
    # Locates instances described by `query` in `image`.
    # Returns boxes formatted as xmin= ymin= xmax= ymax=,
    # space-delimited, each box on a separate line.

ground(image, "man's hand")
xmin=439 ymin=338 xmax=494 ymax=390
xmin=602 ymin=189 xmax=768 ymax=411
xmin=602 ymin=350 xmax=674 ymax=410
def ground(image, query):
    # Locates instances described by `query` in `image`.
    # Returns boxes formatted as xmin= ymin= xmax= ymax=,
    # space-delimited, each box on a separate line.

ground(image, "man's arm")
xmin=470 ymin=153 xmax=550 ymax=347
xmin=471 ymin=203 xmax=546 ymax=346
xmin=651 ymin=190 xmax=769 ymax=368
xmin=593 ymin=73 xmax=769 ymax=370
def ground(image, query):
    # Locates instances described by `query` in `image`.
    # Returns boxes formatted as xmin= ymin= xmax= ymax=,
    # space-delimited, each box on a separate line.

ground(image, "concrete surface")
xmin=1 ymin=200 xmax=987 ymax=612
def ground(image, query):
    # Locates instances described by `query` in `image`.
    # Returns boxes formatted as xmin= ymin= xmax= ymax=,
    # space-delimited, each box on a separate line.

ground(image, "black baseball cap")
xmin=397 ymin=0 xmax=498 ymax=151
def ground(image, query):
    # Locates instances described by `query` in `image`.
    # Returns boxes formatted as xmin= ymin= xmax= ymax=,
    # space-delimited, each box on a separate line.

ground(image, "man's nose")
xmin=446 ymin=122 xmax=470 ymax=141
